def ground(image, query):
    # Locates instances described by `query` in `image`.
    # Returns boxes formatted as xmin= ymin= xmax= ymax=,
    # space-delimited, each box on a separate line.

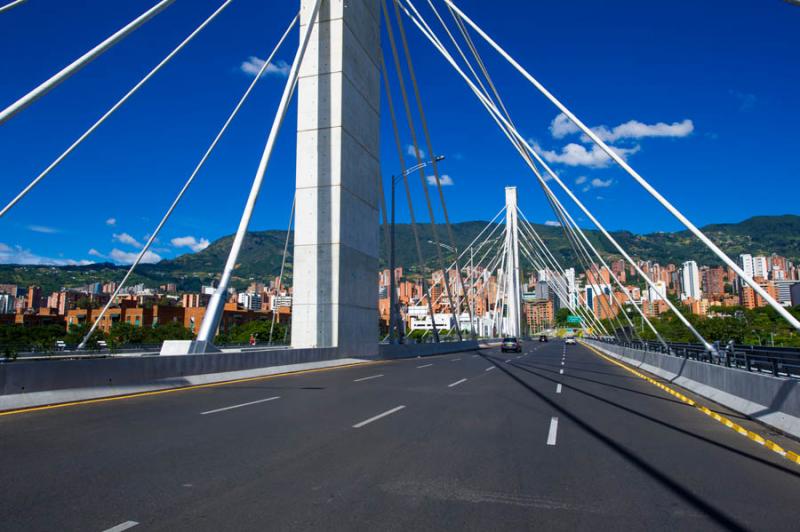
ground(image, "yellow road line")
xmin=580 ymin=341 xmax=800 ymax=467
xmin=0 ymin=361 xmax=375 ymax=418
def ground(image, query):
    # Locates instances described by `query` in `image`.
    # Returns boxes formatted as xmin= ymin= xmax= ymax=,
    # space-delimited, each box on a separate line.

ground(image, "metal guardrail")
xmin=593 ymin=337 xmax=800 ymax=379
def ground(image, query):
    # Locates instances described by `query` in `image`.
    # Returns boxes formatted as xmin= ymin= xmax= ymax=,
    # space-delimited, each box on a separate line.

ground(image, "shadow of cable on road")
xmin=480 ymin=353 xmax=753 ymax=532
xmin=496 ymin=355 xmax=800 ymax=480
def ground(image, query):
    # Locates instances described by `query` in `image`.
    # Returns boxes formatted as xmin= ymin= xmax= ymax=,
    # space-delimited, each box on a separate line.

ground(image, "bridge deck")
xmin=1 ymin=340 xmax=798 ymax=531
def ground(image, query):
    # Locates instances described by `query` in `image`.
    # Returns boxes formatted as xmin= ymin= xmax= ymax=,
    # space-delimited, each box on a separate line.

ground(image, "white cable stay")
xmin=383 ymin=0 xmax=466 ymax=340
xmin=77 ymin=12 xmax=299 ymax=349
xmin=397 ymin=0 xmax=714 ymax=350
xmin=443 ymin=0 xmax=800 ymax=334
xmin=0 ymin=0 xmax=26 ymax=14
xmin=0 ymin=0 xmax=234 ymax=219
xmin=196 ymin=0 xmax=323 ymax=345
xmin=268 ymin=195 xmax=296 ymax=346
xmin=517 ymin=209 xmax=635 ymax=342
xmin=0 ymin=0 xmax=175 ymax=126
xmin=515 ymin=216 xmax=610 ymax=336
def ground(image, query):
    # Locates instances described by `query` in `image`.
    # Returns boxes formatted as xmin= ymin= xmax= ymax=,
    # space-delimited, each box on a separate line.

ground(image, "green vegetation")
xmin=3 ymin=215 xmax=799 ymax=292
xmin=602 ymin=305 xmax=800 ymax=348
xmin=214 ymin=319 xmax=290 ymax=345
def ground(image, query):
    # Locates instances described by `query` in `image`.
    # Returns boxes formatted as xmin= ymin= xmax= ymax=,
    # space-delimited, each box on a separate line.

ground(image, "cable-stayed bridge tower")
xmin=504 ymin=187 xmax=522 ymax=338
xmin=291 ymin=0 xmax=381 ymax=355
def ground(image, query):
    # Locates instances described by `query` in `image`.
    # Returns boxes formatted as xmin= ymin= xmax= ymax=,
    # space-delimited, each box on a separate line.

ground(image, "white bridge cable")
xmin=269 ymin=195 xmax=296 ymax=346
xmin=196 ymin=0 xmax=323 ymax=344
xmin=391 ymin=0 xmax=475 ymax=338
xmin=0 ymin=0 xmax=234 ymax=220
xmin=379 ymin=51 xmax=441 ymax=342
xmin=384 ymin=0 xmax=466 ymax=340
xmin=397 ymin=0 xmax=714 ymax=351
xmin=518 ymin=207 xmax=633 ymax=341
xmin=434 ymin=3 xmax=662 ymax=347
xmin=443 ymin=0 xmax=800 ymax=334
xmin=0 ymin=0 xmax=26 ymax=15
xmin=426 ymin=0 xmax=631 ymax=341
xmin=517 ymin=232 xmax=607 ymax=336
xmin=0 ymin=0 xmax=175 ymax=126
xmin=421 ymin=207 xmax=505 ymax=309
xmin=516 ymin=218 xmax=609 ymax=336
xmin=77 ymin=11 xmax=299 ymax=349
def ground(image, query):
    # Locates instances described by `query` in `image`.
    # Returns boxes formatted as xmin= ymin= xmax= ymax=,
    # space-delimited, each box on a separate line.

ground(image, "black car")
xmin=501 ymin=337 xmax=522 ymax=353
xmin=539 ymin=334 xmax=548 ymax=342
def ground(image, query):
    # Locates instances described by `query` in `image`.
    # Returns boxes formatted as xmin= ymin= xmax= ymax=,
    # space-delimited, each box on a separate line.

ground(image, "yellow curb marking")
xmin=580 ymin=341 xmax=800 ymax=467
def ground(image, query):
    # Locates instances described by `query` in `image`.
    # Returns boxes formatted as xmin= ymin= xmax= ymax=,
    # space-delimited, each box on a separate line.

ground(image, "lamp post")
xmin=390 ymin=155 xmax=445 ymax=343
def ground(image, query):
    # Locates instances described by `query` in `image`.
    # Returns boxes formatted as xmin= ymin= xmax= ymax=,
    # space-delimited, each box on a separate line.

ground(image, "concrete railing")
xmin=583 ymin=339 xmax=800 ymax=439
xmin=0 ymin=339 xmax=491 ymax=412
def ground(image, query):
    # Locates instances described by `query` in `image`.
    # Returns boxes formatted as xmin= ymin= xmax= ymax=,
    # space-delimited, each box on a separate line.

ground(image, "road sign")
xmin=566 ymin=315 xmax=582 ymax=324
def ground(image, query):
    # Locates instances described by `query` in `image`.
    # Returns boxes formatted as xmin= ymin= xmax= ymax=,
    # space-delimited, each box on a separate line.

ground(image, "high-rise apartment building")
xmin=680 ymin=261 xmax=701 ymax=301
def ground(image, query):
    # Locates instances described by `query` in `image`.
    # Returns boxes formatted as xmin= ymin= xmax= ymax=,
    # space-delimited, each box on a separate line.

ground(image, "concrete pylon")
xmin=291 ymin=0 xmax=381 ymax=355
xmin=504 ymin=187 xmax=522 ymax=337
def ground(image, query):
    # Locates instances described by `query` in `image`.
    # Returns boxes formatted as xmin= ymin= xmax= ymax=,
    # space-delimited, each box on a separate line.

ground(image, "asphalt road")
xmin=1 ymin=340 xmax=799 ymax=531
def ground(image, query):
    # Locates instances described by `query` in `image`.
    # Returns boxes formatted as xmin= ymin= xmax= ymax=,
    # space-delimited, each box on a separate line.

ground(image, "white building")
xmin=648 ymin=280 xmax=667 ymax=302
xmin=237 ymin=292 xmax=262 ymax=311
xmin=739 ymin=254 xmax=754 ymax=279
xmin=753 ymin=255 xmax=768 ymax=279
xmin=0 ymin=294 xmax=13 ymax=314
xmin=680 ymin=260 xmax=702 ymax=300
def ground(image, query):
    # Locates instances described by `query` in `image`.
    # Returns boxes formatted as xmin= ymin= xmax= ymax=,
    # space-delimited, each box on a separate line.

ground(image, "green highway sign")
xmin=566 ymin=315 xmax=582 ymax=324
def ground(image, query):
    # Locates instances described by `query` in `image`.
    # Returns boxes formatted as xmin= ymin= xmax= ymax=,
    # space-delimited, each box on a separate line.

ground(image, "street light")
xmin=390 ymin=155 xmax=445 ymax=344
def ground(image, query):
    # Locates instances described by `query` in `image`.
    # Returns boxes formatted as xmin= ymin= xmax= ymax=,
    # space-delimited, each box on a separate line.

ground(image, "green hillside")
xmin=1 ymin=215 xmax=798 ymax=293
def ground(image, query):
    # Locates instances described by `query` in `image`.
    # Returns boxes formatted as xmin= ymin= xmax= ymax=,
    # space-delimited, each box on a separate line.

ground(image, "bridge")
xmin=1 ymin=1 xmax=799 ymax=530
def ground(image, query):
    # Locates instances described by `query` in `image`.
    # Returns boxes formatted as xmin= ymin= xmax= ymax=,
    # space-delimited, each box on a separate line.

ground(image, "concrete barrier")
xmin=0 ymin=338 xmax=494 ymax=412
xmin=583 ymin=339 xmax=800 ymax=439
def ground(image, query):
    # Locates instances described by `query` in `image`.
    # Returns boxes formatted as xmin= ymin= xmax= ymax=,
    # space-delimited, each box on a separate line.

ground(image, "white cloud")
xmin=539 ymin=142 xmax=639 ymax=168
xmin=171 ymin=236 xmax=210 ymax=252
xmin=240 ymin=56 xmax=291 ymax=78
xmin=590 ymin=178 xmax=613 ymax=188
xmin=589 ymin=119 xmax=694 ymax=143
xmin=110 ymin=248 xmax=161 ymax=265
xmin=0 ymin=242 xmax=92 ymax=266
xmin=27 ymin=225 xmax=59 ymax=234
xmin=112 ymin=232 xmax=142 ymax=248
xmin=88 ymin=248 xmax=104 ymax=258
xmin=544 ymin=220 xmax=561 ymax=227
xmin=550 ymin=113 xmax=580 ymax=139
xmin=550 ymin=112 xmax=694 ymax=143
xmin=575 ymin=176 xmax=587 ymax=185
xmin=425 ymin=174 xmax=454 ymax=186
xmin=406 ymin=144 xmax=426 ymax=159
xmin=105 ymin=217 xmax=116 ymax=226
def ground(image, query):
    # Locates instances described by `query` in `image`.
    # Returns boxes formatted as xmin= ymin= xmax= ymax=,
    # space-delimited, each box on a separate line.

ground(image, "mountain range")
xmin=1 ymin=215 xmax=798 ymax=293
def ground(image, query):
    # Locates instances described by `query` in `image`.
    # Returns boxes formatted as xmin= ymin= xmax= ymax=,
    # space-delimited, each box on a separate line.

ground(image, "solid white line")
xmin=352 ymin=405 xmax=406 ymax=428
xmin=102 ymin=522 xmax=139 ymax=532
xmin=448 ymin=378 xmax=468 ymax=388
xmin=547 ymin=417 xmax=559 ymax=446
xmin=200 ymin=396 xmax=279 ymax=415
xmin=354 ymin=374 xmax=384 ymax=382
xmin=417 ymin=363 xmax=433 ymax=369
xmin=485 ymin=366 xmax=495 ymax=372
xmin=556 ymin=383 xmax=562 ymax=394
xmin=559 ymin=369 xmax=564 ymax=375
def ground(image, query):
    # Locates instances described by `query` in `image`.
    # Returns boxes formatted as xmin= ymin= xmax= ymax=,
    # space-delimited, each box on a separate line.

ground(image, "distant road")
xmin=1 ymin=341 xmax=798 ymax=531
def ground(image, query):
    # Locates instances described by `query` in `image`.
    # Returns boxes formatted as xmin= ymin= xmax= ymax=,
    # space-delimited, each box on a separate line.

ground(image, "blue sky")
xmin=1 ymin=0 xmax=797 ymax=266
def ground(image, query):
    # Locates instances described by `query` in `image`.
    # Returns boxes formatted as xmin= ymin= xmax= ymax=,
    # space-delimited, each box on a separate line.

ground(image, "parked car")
xmin=501 ymin=337 xmax=522 ymax=353
xmin=565 ymin=336 xmax=577 ymax=345
xmin=538 ymin=335 xmax=548 ymax=342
